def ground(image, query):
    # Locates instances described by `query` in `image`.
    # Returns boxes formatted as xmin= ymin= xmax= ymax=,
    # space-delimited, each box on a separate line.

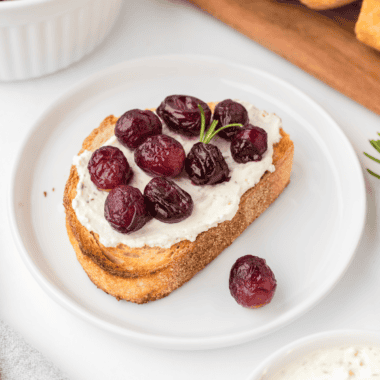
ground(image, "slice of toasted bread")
xmin=299 ymin=0 xmax=355 ymax=9
xmin=63 ymin=103 xmax=294 ymax=304
xmin=355 ymin=0 xmax=380 ymax=52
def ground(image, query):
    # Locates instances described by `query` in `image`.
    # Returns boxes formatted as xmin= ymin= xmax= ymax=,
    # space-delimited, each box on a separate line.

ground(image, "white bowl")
xmin=246 ymin=330 xmax=380 ymax=379
xmin=0 ymin=0 xmax=122 ymax=81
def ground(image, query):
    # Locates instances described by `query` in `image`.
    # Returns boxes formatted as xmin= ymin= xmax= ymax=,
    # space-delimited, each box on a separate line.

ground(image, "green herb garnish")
xmin=198 ymin=104 xmax=242 ymax=143
xmin=364 ymin=132 xmax=380 ymax=179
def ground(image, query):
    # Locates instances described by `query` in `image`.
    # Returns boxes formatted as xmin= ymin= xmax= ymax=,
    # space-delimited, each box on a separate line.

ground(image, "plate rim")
xmin=8 ymin=54 xmax=367 ymax=350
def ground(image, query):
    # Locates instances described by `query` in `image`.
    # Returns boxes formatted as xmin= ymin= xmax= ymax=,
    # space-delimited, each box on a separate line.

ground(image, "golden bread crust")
xmin=299 ymin=0 xmax=355 ymax=9
xmin=63 ymin=103 xmax=294 ymax=303
xmin=355 ymin=0 xmax=380 ymax=52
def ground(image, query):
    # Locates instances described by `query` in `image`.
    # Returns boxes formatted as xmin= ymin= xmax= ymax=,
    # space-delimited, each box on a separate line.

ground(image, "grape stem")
xmin=364 ymin=133 xmax=380 ymax=179
xmin=198 ymin=104 xmax=242 ymax=144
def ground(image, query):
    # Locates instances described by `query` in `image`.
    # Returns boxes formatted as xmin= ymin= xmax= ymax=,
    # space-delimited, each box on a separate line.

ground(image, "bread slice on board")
xmin=63 ymin=104 xmax=294 ymax=304
xmin=299 ymin=0 xmax=355 ymax=9
xmin=355 ymin=0 xmax=380 ymax=51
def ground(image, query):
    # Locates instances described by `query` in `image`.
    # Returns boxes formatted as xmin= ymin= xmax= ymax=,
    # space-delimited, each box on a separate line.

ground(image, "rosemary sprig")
xmin=364 ymin=152 xmax=380 ymax=164
xmin=367 ymin=169 xmax=380 ymax=179
xmin=198 ymin=104 xmax=242 ymax=144
xmin=364 ymin=133 xmax=380 ymax=179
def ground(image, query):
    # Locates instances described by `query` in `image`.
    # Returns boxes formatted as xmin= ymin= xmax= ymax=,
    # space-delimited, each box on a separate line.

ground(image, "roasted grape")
xmin=87 ymin=146 xmax=132 ymax=190
xmin=185 ymin=142 xmax=230 ymax=185
xmin=144 ymin=177 xmax=193 ymax=223
xmin=229 ymin=255 xmax=277 ymax=308
xmin=230 ymin=125 xmax=268 ymax=163
xmin=213 ymin=99 xmax=249 ymax=141
xmin=115 ymin=109 xmax=162 ymax=150
xmin=134 ymin=134 xmax=186 ymax=178
xmin=156 ymin=95 xmax=211 ymax=137
xmin=104 ymin=185 xmax=148 ymax=234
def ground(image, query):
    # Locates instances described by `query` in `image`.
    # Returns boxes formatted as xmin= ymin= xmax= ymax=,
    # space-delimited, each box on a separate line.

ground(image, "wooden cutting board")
xmin=188 ymin=0 xmax=380 ymax=116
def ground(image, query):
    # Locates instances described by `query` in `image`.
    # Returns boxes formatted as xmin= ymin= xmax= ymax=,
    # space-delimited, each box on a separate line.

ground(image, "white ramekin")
xmin=246 ymin=330 xmax=380 ymax=379
xmin=0 ymin=0 xmax=122 ymax=81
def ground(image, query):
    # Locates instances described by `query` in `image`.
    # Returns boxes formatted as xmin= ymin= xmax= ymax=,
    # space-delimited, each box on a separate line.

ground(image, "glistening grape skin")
xmin=229 ymin=255 xmax=277 ymax=308
xmin=115 ymin=109 xmax=162 ymax=150
xmin=231 ymin=126 xmax=268 ymax=164
xmin=87 ymin=146 xmax=132 ymax=190
xmin=134 ymin=134 xmax=186 ymax=178
xmin=157 ymin=94 xmax=212 ymax=137
xmin=213 ymin=99 xmax=249 ymax=141
xmin=104 ymin=185 xmax=149 ymax=234
xmin=144 ymin=177 xmax=194 ymax=224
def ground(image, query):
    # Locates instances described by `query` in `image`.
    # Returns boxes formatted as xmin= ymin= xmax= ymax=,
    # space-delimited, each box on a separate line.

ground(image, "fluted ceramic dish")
xmin=0 ymin=0 xmax=122 ymax=81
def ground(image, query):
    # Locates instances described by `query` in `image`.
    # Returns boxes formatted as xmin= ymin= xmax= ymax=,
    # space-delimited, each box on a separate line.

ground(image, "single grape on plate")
xmin=229 ymin=255 xmax=277 ymax=308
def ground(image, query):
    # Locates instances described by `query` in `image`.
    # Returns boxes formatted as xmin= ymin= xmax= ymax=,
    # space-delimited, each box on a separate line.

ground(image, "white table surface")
xmin=1 ymin=1 xmax=379 ymax=379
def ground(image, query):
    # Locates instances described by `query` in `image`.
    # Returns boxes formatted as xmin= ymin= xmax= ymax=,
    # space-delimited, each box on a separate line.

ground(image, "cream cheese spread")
xmin=72 ymin=100 xmax=282 ymax=248
xmin=268 ymin=344 xmax=380 ymax=379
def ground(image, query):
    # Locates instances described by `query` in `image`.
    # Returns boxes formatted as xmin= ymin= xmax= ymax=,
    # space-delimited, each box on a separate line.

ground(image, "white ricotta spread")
xmin=268 ymin=344 xmax=380 ymax=379
xmin=72 ymin=100 xmax=282 ymax=248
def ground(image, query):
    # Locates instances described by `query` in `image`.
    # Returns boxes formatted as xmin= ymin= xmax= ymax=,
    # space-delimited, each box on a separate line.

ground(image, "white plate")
xmin=8 ymin=55 xmax=366 ymax=350
xmin=246 ymin=330 xmax=380 ymax=379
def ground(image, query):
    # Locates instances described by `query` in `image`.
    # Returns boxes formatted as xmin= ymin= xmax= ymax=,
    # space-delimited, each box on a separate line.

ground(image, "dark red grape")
xmin=134 ymin=134 xmax=186 ymax=178
xmin=144 ymin=177 xmax=193 ymax=223
xmin=115 ymin=109 xmax=162 ymax=150
xmin=156 ymin=95 xmax=211 ymax=137
xmin=231 ymin=125 xmax=268 ymax=163
xmin=229 ymin=255 xmax=277 ymax=308
xmin=213 ymin=99 xmax=249 ymax=141
xmin=104 ymin=185 xmax=148 ymax=234
xmin=87 ymin=146 xmax=132 ymax=190
xmin=185 ymin=142 xmax=230 ymax=185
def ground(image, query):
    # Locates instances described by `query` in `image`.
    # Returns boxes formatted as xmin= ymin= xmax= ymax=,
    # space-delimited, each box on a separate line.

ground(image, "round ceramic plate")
xmin=246 ymin=330 xmax=380 ymax=379
xmin=9 ymin=55 xmax=366 ymax=350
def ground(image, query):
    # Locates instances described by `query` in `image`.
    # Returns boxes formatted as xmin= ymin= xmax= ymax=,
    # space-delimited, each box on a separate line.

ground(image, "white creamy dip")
xmin=268 ymin=344 xmax=380 ymax=380
xmin=72 ymin=100 xmax=282 ymax=248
